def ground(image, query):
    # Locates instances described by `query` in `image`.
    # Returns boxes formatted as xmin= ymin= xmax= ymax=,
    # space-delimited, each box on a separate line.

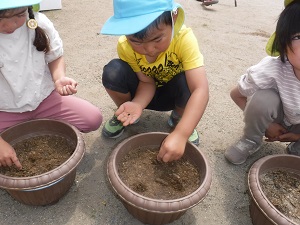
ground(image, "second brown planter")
xmin=107 ymin=132 xmax=212 ymax=225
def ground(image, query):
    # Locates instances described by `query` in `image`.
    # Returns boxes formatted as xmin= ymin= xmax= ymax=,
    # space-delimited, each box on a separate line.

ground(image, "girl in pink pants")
xmin=0 ymin=1 xmax=102 ymax=169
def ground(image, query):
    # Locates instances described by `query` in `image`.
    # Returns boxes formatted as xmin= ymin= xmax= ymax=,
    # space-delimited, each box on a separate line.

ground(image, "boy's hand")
xmin=55 ymin=77 xmax=78 ymax=96
xmin=0 ymin=138 xmax=22 ymax=169
xmin=116 ymin=102 xmax=142 ymax=126
xmin=157 ymin=132 xmax=186 ymax=163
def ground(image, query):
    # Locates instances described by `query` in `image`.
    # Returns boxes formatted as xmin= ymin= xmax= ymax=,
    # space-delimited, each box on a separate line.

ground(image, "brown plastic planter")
xmin=248 ymin=154 xmax=300 ymax=225
xmin=0 ymin=119 xmax=85 ymax=206
xmin=107 ymin=132 xmax=212 ymax=225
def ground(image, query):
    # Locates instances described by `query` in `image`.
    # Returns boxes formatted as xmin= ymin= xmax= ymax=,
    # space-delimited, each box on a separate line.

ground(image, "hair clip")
xmin=172 ymin=8 xmax=178 ymax=15
xmin=27 ymin=19 xmax=38 ymax=29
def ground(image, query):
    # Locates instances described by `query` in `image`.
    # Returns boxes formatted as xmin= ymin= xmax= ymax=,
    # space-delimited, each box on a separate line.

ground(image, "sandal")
xmin=198 ymin=0 xmax=219 ymax=6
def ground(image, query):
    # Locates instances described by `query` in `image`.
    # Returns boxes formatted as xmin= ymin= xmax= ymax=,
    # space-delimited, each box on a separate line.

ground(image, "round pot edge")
xmin=248 ymin=154 xmax=300 ymax=225
xmin=107 ymin=132 xmax=212 ymax=212
xmin=0 ymin=119 xmax=86 ymax=190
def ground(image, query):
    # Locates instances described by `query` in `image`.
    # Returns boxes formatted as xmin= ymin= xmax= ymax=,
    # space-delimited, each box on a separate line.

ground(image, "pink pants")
xmin=0 ymin=91 xmax=102 ymax=133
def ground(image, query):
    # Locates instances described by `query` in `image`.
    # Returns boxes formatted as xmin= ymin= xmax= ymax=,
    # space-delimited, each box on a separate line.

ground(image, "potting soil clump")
xmin=0 ymin=135 xmax=75 ymax=177
xmin=118 ymin=146 xmax=201 ymax=199
xmin=260 ymin=169 xmax=300 ymax=224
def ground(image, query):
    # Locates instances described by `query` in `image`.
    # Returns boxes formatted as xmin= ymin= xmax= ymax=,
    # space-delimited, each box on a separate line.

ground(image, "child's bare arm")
xmin=176 ymin=66 xmax=209 ymax=140
xmin=158 ymin=66 xmax=209 ymax=162
xmin=48 ymin=56 xmax=66 ymax=81
xmin=48 ymin=56 xmax=78 ymax=95
xmin=132 ymin=71 xmax=156 ymax=109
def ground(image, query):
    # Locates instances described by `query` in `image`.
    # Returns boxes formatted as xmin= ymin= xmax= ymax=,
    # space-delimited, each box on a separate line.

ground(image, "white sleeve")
xmin=238 ymin=56 xmax=278 ymax=97
xmin=35 ymin=12 xmax=64 ymax=63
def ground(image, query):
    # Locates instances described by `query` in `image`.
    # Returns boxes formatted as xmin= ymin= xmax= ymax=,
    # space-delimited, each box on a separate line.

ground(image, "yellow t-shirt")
xmin=117 ymin=25 xmax=204 ymax=87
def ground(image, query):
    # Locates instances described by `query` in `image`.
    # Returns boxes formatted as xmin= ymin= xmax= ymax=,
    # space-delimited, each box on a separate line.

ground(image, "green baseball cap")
xmin=266 ymin=0 xmax=295 ymax=56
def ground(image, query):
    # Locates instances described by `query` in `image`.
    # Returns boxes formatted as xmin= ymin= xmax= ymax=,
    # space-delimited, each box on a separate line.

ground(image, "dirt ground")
xmin=0 ymin=0 xmax=287 ymax=224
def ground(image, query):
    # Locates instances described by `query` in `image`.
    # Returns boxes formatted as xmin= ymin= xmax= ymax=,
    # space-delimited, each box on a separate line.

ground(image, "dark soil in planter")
xmin=0 ymin=135 xmax=75 ymax=177
xmin=118 ymin=146 xmax=201 ymax=200
xmin=260 ymin=169 xmax=300 ymax=224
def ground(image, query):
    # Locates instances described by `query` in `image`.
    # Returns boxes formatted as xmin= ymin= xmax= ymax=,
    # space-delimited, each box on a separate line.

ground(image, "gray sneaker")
xmin=225 ymin=137 xmax=262 ymax=165
xmin=286 ymin=142 xmax=300 ymax=156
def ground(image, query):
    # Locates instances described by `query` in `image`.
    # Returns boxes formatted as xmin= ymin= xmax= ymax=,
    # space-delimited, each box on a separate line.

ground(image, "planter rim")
xmin=0 ymin=119 xmax=85 ymax=190
xmin=107 ymin=132 xmax=212 ymax=213
xmin=248 ymin=154 xmax=300 ymax=225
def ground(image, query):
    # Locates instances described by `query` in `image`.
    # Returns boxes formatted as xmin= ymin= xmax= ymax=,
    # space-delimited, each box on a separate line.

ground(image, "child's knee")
xmin=102 ymin=59 xmax=128 ymax=88
xmin=246 ymin=89 xmax=281 ymax=115
xmin=103 ymin=60 xmax=120 ymax=83
xmin=80 ymin=108 xmax=103 ymax=132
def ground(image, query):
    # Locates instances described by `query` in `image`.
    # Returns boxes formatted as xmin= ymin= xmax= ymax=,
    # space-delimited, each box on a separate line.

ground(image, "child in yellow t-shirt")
xmin=100 ymin=0 xmax=209 ymax=163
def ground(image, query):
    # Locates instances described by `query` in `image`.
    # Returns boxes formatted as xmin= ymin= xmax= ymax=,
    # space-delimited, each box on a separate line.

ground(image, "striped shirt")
xmin=238 ymin=56 xmax=300 ymax=125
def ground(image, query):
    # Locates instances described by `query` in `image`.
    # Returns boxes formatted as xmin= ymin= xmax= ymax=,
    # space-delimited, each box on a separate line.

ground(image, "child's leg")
xmin=103 ymin=62 xmax=189 ymax=112
xmin=0 ymin=92 xmax=102 ymax=133
xmin=101 ymin=59 xmax=139 ymax=138
xmin=225 ymin=89 xmax=283 ymax=164
xmin=0 ymin=111 xmax=32 ymax=133
xmin=102 ymin=59 xmax=139 ymax=106
xmin=243 ymin=89 xmax=284 ymax=144
xmin=147 ymin=72 xmax=190 ymax=111
xmin=33 ymin=91 xmax=102 ymax=133
xmin=146 ymin=72 xmax=200 ymax=145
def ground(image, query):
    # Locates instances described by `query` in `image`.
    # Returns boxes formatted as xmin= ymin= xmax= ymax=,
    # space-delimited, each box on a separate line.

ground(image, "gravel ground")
xmin=0 ymin=0 xmax=285 ymax=224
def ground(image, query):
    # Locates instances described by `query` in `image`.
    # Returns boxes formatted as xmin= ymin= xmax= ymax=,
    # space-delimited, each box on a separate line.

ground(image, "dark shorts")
xmin=102 ymin=59 xmax=191 ymax=111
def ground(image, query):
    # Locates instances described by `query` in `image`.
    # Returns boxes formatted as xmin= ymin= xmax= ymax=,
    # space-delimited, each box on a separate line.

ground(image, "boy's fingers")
xmin=162 ymin=154 xmax=171 ymax=163
xmin=115 ymin=105 xmax=124 ymax=115
xmin=157 ymin=149 xmax=171 ymax=163
xmin=12 ymin=157 xmax=22 ymax=169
